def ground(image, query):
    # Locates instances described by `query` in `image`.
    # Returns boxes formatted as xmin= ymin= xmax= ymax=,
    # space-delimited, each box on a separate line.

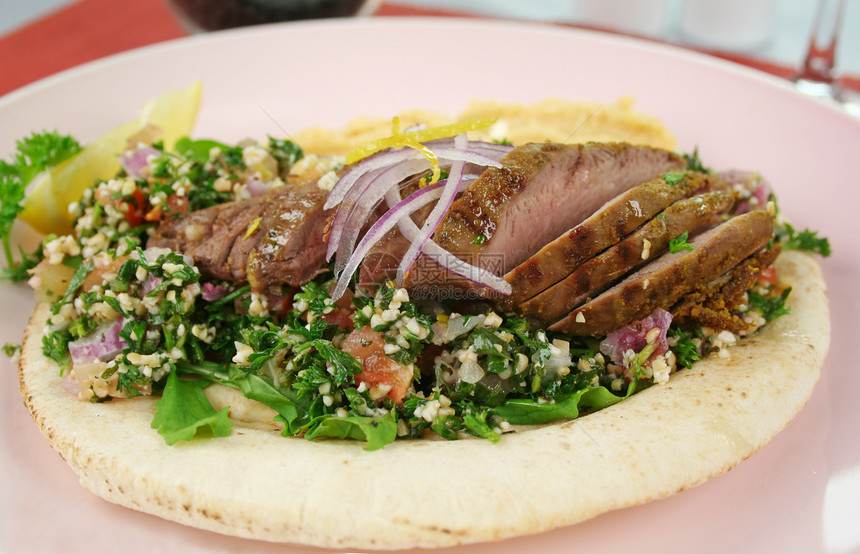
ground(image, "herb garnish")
xmin=669 ymin=231 xmax=695 ymax=253
xmin=776 ymin=222 xmax=831 ymax=257
xmin=1 ymin=131 xmax=81 ymax=278
xmin=748 ymin=287 xmax=792 ymax=322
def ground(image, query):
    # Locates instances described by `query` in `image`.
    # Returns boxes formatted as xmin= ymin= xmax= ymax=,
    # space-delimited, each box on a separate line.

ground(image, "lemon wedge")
xmin=20 ymin=81 xmax=203 ymax=235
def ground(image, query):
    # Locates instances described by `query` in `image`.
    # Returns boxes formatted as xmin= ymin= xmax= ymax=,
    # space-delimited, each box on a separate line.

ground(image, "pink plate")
xmin=1 ymin=17 xmax=857 ymax=554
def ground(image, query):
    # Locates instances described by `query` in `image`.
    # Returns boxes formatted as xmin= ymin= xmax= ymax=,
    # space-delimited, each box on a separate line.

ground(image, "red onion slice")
xmin=599 ymin=308 xmax=673 ymax=367
xmin=119 ymin=146 xmax=160 ymax=179
xmin=327 ymin=148 xmax=504 ymax=275
xmin=69 ymin=318 xmax=128 ymax=366
xmin=327 ymin=160 xmax=427 ymax=270
xmin=396 ymin=134 xmax=468 ymax=285
xmin=331 ymin=181 xmax=446 ymax=300
xmin=325 ymin=144 xmax=504 ymax=210
xmin=325 ymin=165 xmax=390 ymax=263
xmin=384 ymin=186 xmax=512 ymax=295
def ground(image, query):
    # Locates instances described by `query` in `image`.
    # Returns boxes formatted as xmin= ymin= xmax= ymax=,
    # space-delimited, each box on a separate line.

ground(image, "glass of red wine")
xmin=165 ymin=0 xmax=381 ymax=33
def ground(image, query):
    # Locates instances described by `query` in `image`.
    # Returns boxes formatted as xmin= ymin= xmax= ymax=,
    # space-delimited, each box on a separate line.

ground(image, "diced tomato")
xmin=757 ymin=265 xmax=778 ymax=286
xmin=323 ymin=309 xmax=354 ymax=330
xmin=82 ymin=255 xmax=130 ymax=292
xmin=341 ymin=326 xmax=412 ymax=404
xmin=123 ymin=188 xmax=147 ymax=226
xmin=144 ymin=194 xmax=189 ymax=222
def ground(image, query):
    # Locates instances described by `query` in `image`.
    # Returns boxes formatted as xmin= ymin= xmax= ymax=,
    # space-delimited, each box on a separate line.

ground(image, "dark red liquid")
xmin=167 ymin=0 xmax=371 ymax=32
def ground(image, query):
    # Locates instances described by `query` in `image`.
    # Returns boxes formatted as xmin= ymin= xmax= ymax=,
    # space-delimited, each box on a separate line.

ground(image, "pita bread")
xmin=18 ymin=249 xmax=829 ymax=549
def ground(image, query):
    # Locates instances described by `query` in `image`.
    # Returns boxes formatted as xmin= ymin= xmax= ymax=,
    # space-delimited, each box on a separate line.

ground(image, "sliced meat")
xmin=499 ymin=171 xmax=727 ymax=309
xmin=246 ymin=182 xmax=331 ymax=290
xmin=403 ymin=142 xmax=685 ymax=295
xmin=197 ymin=200 xmax=268 ymax=280
xmin=549 ymin=209 xmax=775 ymax=336
xmin=520 ymin=190 xmax=736 ymax=322
xmin=148 ymin=197 xmax=266 ymax=281
xmin=146 ymin=204 xmax=219 ymax=259
xmin=671 ymin=244 xmax=782 ymax=334
xmin=148 ymin=181 xmax=331 ymax=288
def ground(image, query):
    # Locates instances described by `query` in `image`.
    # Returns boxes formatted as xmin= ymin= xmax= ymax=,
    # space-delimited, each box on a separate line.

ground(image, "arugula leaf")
xmin=304 ymin=414 xmax=397 ymax=451
xmin=0 ymin=131 xmax=81 ymax=272
xmin=748 ymin=287 xmax=792 ymax=322
xmin=151 ymin=371 xmax=233 ymax=445
xmin=178 ymin=361 xmax=312 ymax=436
xmin=492 ymin=380 xmax=645 ymax=425
xmin=492 ymin=389 xmax=590 ymax=424
xmin=669 ymin=231 xmax=695 ymax=253
xmin=173 ymin=137 xmax=230 ymax=163
xmin=462 ymin=411 xmax=500 ymax=443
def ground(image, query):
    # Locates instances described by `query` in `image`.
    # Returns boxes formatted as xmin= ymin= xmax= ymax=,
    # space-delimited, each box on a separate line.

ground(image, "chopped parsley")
xmin=663 ymin=171 xmax=686 ymax=186
xmin=668 ymin=327 xmax=701 ymax=369
xmin=0 ymin=131 xmax=81 ymax=278
xmin=12 ymin=129 xmax=802 ymax=452
xmin=748 ymin=287 xmax=792 ymax=322
xmin=776 ymin=222 xmax=831 ymax=257
xmin=669 ymin=231 xmax=695 ymax=253
xmin=683 ymin=147 xmax=709 ymax=173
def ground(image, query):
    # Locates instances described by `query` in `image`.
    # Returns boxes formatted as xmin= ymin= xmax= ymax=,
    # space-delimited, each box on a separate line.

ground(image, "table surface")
xmin=1 ymin=0 xmax=859 ymax=101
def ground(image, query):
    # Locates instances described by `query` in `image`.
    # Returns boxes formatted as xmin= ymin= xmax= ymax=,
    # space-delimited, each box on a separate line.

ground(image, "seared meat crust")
xmin=549 ymin=210 xmax=775 ymax=336
xmin=500 ymin=171 xmax=724 ymax=309
xmin=671 ymin=245 xmax=782 ymax=334
xmin=520 ymin=189 xmax=736 ymax=322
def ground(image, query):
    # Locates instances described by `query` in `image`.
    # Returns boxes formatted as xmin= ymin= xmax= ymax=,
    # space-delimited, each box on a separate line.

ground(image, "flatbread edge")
xmin=17 ymin=249 xmax=829 ymax=549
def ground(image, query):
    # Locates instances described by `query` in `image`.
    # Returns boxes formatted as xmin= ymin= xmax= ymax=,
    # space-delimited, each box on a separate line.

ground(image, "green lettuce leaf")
xmin=492 ymin=381 xmax=648 ymax=425
xmin=151 ymin=371 xmax=232 ymax=445
xmin=304 ymin=415 xmax=397 ymax=451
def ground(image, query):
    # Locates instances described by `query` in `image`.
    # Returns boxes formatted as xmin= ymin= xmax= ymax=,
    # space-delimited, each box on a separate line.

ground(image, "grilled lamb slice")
xmin=548 ymin=209 xmax=774 ymax=336
xmin=499 ymin=171 xmax=727 ymax=309
xmin=146 ymin=205 xmax=218 ymax=255
xmin=671 ymin=244 xmax=782 ymax=334
xmin=403 ymin=142 xmax=685 ymax=294
xmin=520 ymin=189 xmax=736 ymax=322
xmin=148 ymin=197 xmax=267 ymax=281
xmin=148 ymin=181 xmax=330 ymax=288
xmin=246 ymin=182 xmax=331 ymax=290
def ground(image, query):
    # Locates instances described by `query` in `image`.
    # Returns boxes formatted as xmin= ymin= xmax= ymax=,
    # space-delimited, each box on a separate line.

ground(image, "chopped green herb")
xmin=268 ymin=136 xmax=304 ymax=175
xmin=669 ymin=327 xmax=701 ymax=369
xmin=663 ymin=171 xmax=686 ymax=185
xmin=749 ymin=287 xmax=791 ymax=322
xmin=2 ymin=342 xmax=21 ymax=358
xmin=777 ymin=222 xmax=831 ymax=257
xmin=669 ymin=231 xmax=695 ymax=253
xmin=683 ymin=147 xmax=709 ymax=173
xmin=1 ymin=131 xmax=81 ymax=276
